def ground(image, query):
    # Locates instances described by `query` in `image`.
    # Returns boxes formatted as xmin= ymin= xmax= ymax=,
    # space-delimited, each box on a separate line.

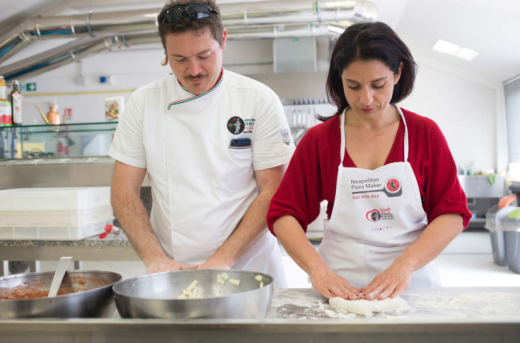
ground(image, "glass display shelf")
xmin=4 ymin=122 xmax=118 ymax=129
xmin=0 ymin=122 xmax=118 ymax=160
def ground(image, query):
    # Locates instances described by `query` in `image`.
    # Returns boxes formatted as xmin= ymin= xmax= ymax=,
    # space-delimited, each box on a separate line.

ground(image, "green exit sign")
xmin=23 ymin=82 xmax=37 ymax=92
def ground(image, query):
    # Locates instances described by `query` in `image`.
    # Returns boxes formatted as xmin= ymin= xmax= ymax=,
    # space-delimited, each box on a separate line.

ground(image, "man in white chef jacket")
xmin=109 ymin=0 xmax=294 ymax=288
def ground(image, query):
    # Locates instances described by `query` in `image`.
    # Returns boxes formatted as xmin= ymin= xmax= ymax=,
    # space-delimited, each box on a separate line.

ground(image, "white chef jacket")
xmin=108 ymin=69 xmax=294 ymax=286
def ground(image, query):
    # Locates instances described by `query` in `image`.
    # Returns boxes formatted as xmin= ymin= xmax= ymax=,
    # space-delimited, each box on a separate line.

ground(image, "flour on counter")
xmin=329 ymin=297 xmax=410 ymax=317
xmin=318 ymin=302 xmax=357 ymax=319
xmin=267 ymin=288 xmax=520 ymax=321
xmin=408 ymin=292 xmax=520 ymax=317
xmin=270 ymin=288 xmax=319 ymax=308
xmin=269 ymin=288 xmax=352 ymax=320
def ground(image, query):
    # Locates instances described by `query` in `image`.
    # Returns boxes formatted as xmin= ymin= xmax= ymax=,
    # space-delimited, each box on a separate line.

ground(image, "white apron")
xmin=317 ymin=106 xmax=441 ymax=289
xmin=163 ymin=72 xmax=287 ymax=288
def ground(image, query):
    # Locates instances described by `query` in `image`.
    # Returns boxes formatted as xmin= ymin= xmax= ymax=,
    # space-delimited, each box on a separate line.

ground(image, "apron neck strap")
xmin=397 ymin=106 xmax=410 ymax=161
xmin=339 ymin=105 xmax=410 ymax=166
xmin=340 ymin=109 xmax=347 ymax=164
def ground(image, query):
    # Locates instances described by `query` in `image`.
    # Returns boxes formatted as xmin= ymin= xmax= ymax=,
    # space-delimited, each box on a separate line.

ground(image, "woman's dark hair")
xmin=320 ymin=22 xmax=416 ymax=121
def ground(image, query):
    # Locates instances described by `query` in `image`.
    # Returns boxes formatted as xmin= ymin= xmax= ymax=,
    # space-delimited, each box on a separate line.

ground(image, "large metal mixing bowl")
xmin=113 ymin=269 xmax=273 ymax=319
xmin=0 ymin=270 xmax=122 ymax=319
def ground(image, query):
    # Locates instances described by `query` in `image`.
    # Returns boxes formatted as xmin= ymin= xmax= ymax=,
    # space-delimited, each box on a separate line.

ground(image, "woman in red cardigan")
xmin=267 ymin=22 xmax=471 ymax=301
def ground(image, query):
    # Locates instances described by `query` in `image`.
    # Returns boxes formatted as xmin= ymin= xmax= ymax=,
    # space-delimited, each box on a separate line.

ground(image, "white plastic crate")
xmin=0 ymin=220 xmax=114 ymax=240
xmin=0 ymin=206 xmax=114 ymax=227
xmin=0 ymin=187 xmax=111 ymax=211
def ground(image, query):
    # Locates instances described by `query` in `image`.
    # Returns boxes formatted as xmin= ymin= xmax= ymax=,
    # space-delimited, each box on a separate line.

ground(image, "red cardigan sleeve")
xmin=267 ymin=126 xmax=323 ymax=235
xmin=420 ymin=118 xmax=472 ymax=229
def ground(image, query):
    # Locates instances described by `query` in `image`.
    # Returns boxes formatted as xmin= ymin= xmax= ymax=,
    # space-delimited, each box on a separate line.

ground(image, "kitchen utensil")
xmin=47 ymin=104 xmax=61 ymax=125
xmin=113 ymin=269 xmax=273 ymax=319
xmin=35 ymin=106 xmax=50 ymax=124
xmin=81 ymin=224 xmax=121 ymax=240
xmin=0 ymin=270 xmax=122 ymax=318
xmin=48 ymin=256 xmax=72 ymax=297
xmin=59 ymin=135 xmax=75 ymax=147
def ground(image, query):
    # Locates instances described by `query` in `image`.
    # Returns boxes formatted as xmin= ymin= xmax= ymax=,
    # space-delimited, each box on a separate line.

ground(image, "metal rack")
xmin=284 ymin=102 xmax=336 ymax=145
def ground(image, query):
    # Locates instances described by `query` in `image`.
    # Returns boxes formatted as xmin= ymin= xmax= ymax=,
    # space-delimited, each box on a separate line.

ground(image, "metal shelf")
xmin=19 ymin=128 xmax=116 ymax=134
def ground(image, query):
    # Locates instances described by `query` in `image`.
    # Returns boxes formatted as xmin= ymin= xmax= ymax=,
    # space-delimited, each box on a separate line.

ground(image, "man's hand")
xmin=309 ymin=267 xmax=361 ymax=299
xmin=146 ymin=257 xmax=198 ymax=274
xmin=360 ymin=257 xmax=413 ymax=300
xmin=197 ymin=257 xmax=231 ymax=270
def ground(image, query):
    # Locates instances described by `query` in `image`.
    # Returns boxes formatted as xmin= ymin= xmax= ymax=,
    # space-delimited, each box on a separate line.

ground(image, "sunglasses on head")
xmin=159 ymin=2 xmax=220 ymax=24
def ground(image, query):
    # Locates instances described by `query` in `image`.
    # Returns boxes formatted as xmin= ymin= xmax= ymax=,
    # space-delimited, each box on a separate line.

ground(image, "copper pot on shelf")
xmin=47 ymin=104 xmax=61 ymax=125
xmin=35 ymin=104 xmax=64 ymax=125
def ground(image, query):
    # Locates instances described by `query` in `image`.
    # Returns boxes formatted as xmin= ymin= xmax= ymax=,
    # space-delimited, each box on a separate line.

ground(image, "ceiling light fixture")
xmin=456 ymin=47 xmax=479 ymax=61
xmin=433 ymin=40 xmax=461 ymax=55
xmin=432 ymin=39 xmax=479 ymax=62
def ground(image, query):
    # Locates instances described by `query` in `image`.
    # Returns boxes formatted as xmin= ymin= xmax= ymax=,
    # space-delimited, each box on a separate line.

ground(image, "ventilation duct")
xmin=0 ymin=36 xmax=124 ymax=82
xmin=0 ymin=10 xmax=158 ymax=65
xmin=0 ymin=22 xmax=351 ymax=82
xmin=0 ymin=0 xmax=377 ymax=65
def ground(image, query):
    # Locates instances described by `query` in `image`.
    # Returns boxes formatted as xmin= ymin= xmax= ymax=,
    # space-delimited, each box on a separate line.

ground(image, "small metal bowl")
xmin=0 ymin=270 xmax=122 ymax=319
xmin=113 ymin=269 xmax=273 ymax=319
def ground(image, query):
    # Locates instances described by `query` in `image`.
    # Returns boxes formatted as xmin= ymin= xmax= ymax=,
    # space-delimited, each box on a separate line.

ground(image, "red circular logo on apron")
xmin=385 ymin=178 xmax=401 ymax=194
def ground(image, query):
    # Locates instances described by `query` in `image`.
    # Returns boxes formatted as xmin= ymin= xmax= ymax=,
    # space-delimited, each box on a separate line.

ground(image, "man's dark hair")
xmin=158 ymin=0 xmax=224 ymax=66
xmin=320 ymin=22 xmax=417 ymax=121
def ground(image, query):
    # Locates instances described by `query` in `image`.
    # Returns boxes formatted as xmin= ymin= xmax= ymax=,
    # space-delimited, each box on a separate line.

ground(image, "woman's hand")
xmin=361 ymin=258 xmax=413 ymax=300
xmin=310 ymin=267 xmax=361 ymax=299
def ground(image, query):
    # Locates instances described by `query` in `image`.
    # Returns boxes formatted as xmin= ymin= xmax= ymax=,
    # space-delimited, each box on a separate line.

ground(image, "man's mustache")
xmin=186 ymin=74 xmax=205 ymax=80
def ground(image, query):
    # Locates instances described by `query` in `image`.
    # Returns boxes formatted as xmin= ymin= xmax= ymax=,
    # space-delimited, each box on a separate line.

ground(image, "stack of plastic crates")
xmin=0 ymin=188 xmax=114 ymax=240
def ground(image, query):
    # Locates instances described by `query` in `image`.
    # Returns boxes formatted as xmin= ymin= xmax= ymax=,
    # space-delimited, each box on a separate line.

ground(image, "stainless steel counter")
xmin=0 ymin=156 xmax=150 ymax=190
xmin=0 ymin=236 xmax=138 ymax=276
xmin=0 ymin=236 xmax=135 ymax=259
xmin=457 ymin=175 xmax=507 ymax=198
xmin=1 ymin=288 xmax=519 ymax=342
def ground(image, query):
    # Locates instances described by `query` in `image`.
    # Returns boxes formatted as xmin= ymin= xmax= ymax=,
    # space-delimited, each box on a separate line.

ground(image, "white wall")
xmin=250 ymin=63 xmax=499 ymax=173
xmin=18 ymin=39 xmax=277 ymax=124
xmin=18 ymin=48 xmax=169 ymax=125
xmin=400 ymin=63 xmax=496 ymax=173
xmin=14 ymin=39 xmax=502 ymax=172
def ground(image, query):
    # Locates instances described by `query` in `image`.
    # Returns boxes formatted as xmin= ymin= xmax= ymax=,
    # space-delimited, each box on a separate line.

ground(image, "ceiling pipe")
xmin=0 ymin=10 xmax=158 ymax=65
xmin=0 ymin=36 xmax=118 ymax=82
xmin=227 ymin=23 xmax=342 ymax=40
xmin=0 ymin=0 xmax=377 ymax=65
xmin=0 ymin=22 xmax=348 ymax=82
